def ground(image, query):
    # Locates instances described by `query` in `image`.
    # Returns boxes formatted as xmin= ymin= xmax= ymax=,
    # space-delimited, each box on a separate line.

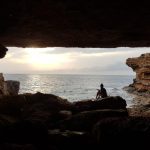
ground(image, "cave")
xmin=1 ymin=0 xmax=150 ymax=48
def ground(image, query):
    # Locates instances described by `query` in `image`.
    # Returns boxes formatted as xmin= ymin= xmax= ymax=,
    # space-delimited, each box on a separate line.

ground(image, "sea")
xmin=4 ymin=74 xmax=135 ymax=107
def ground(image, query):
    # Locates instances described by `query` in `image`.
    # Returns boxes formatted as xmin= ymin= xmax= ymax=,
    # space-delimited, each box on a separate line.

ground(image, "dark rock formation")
xmin=93 ymin=117 xmax=150 ymax=149
xmin=1 ymin=0 xmax=150 ymax=47
xmin=73 ymin=96 xmax=127 ymax=112
xmin=126 ymin=53 xmax=150 ymax=92
xmin=56 ymin=109 xmax=128 ymax=131
xmin=0 ymin=92 xmax=149 ymax=149
xmin=0 ymin=93 xmax=129 ymax=150
xmin=0 ymin=44 xmax=7 ymax=58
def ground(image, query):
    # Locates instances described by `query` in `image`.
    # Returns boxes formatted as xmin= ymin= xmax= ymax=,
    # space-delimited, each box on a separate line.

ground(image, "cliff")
xmin=126 ymin=53 xmax=150 ymax=92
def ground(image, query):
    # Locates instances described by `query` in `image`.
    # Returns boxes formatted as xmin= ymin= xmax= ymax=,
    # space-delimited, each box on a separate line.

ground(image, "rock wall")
xmin=126 ymin=53 xmax=150 ymax=92
xmin=0 ymin=73 xmax=20 ymax=96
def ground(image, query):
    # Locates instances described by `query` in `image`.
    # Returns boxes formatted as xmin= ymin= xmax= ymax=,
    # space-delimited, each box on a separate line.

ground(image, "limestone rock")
xmin=126 ymin=53 xmax=150 ymax=92
xmin=4 ymin=80 xmax=20 ymax=95
xmin=0 ymin=73 xmax=20 ymax=96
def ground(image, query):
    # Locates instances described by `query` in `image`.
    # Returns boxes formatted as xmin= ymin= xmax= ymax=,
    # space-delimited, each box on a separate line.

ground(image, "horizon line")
xmin=3 ymin=73 xmax=135 ymax=76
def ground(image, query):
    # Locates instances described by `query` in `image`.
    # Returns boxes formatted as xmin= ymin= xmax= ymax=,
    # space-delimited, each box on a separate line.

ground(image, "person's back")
xmin=96 ymin=83 xmax=107 ymax=99
xmin=100 ymin=86 xmax=107 ymax=98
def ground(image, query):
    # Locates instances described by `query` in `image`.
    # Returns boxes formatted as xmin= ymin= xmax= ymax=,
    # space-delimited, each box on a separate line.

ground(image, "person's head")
xmin=100 ymin=83 xmax=104 ymax=88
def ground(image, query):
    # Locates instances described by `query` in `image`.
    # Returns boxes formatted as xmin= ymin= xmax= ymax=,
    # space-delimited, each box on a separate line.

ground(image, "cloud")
xmin=44 ymin=47 xmax=150 ymax=55
xmin=0 ymin=47 xmax=149 ymax=74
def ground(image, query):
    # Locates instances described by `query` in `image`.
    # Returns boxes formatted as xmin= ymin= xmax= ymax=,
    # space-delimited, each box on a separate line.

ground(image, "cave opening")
xmin=1 ymin=47 xmax=149 ymax=75
xmin=0 ymin=46 xmax=149 ymax=104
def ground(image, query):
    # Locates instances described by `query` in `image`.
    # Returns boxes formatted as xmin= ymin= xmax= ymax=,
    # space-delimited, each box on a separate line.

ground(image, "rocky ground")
xmin=124 ymin=86 xmax=150 ymax=116
xmin=0 ymin=92 xmax=149 ymax=149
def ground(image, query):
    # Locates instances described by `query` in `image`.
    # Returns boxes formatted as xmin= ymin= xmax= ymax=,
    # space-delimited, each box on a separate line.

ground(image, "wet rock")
xmin=126 ymin=53 xmax=150 ymax=92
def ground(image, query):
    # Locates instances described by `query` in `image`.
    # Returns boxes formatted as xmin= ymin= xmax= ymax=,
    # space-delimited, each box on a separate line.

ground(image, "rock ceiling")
xmin=0 ymin=0 xmax=150 ymax=48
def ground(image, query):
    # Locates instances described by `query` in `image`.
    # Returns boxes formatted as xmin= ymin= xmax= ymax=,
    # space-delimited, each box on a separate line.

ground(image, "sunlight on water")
xmin=4 ymin=74 xmax=135 ymax=107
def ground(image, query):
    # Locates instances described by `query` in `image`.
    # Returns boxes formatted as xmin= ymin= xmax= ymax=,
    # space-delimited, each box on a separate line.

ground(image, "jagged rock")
xmin=126 ymin=53 xmax=150 ymax=92
xmin=4 ymin=80 xmax=20 ymax=95
xmin=0 ymin=73 xmax=20 ymax=96
xmin=0 ymin=44 xmax=8 ymax=58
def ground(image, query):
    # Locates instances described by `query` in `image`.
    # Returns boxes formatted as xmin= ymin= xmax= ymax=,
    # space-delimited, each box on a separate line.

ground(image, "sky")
xmin=0 ymin=47 xmax=149 ymax=75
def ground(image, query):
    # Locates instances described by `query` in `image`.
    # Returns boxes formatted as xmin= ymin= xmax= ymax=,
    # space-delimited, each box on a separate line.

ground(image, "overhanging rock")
xmin=1 ymin=0 xmax=150 ymax=47
xmin=126 ymin=53 xmax=150 ymax=92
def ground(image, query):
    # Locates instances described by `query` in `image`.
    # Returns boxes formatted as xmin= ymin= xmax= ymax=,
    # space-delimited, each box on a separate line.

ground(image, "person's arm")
xmin=96 ymin=90 xmax=100 ymax=99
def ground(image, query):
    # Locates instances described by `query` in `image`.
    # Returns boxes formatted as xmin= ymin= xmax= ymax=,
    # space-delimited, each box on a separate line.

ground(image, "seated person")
xmin=96 ymin=83 xmax=107 ymax=99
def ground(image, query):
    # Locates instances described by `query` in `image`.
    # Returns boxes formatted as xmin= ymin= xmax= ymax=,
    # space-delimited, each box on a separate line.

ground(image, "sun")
xmin=25 ymin=48 xmax=71 ymax=70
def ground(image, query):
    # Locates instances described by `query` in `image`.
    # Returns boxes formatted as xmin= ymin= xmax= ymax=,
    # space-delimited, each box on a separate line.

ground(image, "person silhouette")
xmin=96 ymin=83 xmax=107 ymax=99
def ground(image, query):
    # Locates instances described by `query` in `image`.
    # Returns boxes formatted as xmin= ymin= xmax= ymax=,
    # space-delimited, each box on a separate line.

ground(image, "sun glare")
xmin=25 ymin=48 xmax=71 ymax=70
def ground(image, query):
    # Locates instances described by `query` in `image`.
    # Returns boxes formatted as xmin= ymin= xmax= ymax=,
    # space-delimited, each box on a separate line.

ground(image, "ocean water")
xmin=4 ymin=74 xmax=135 ymax=107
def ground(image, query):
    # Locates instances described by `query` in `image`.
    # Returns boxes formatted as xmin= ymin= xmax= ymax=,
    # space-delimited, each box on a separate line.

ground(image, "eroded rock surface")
xmin=0 ymin=73 xmax=20 ymax=96
xmin=1 ymin=0 xmax=150 ymax=47
xmin=126 ymin=53 xmax=150 ymax=92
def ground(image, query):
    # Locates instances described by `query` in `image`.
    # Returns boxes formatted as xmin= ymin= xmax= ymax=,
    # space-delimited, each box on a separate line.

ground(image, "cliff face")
xmin=126 ymin=53 xmax=150 ymax=92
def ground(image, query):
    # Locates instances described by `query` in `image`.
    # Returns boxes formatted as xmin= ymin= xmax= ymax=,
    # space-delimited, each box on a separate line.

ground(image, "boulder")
xmin=73 ymin=96 xmax=127 ymax=113
xmin=126 ymin=53 xmax=150 ymax=92
xmin=93 ymin=117 xmax=150 ymax=149
xmin=4 ymin=80 xmax=20 ymax=95
xmin=0 ymin=74 xmax=20 ymax=96
xmin=0 ymin=92 xmax=73 ymax=122
xmin=55 ymin=109 xmax=128 ymax=131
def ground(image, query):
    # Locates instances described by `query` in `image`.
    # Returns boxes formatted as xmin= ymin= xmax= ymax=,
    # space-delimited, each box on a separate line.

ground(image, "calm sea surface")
xmin=4 ymin=74 xmax=135 ymax=107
